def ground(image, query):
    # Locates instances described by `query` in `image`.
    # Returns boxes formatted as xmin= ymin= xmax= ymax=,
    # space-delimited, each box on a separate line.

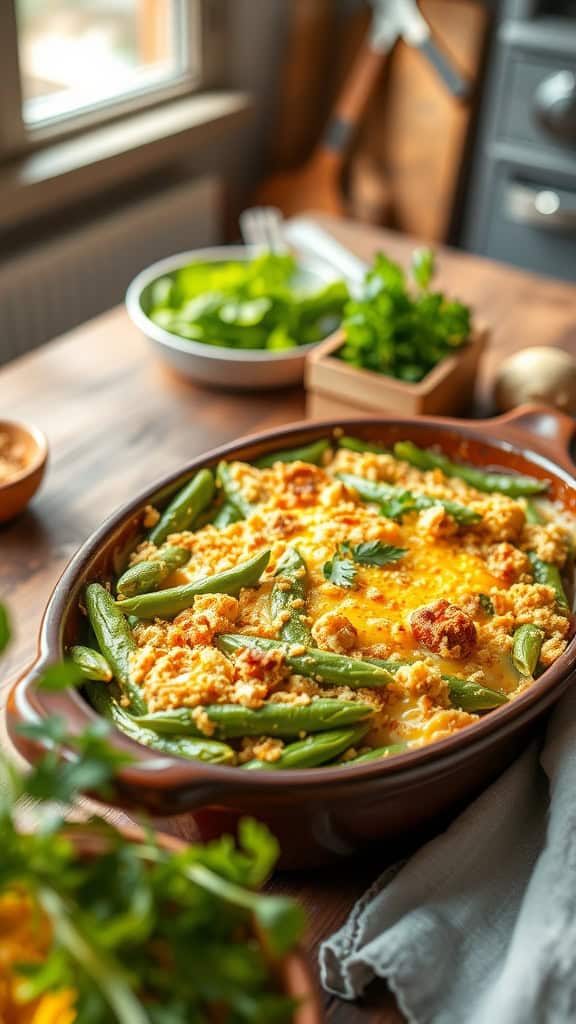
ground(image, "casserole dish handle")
xmin=478 ymin=403 xmax=576 ymax=474
xmin=7 ymin=660 xmax=239 ymax=813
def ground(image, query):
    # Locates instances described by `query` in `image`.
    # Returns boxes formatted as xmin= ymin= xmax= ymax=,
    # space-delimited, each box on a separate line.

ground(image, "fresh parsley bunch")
xmin=339 ymin=248 xmax=471 ymax=382
xmin=0 ymin=602 xmax=305 ymax=1024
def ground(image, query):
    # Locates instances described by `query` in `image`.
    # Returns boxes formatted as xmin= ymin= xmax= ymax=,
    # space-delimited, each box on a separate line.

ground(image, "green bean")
xmin=85 ymin=682 xmax=234 ymax=764
xmin=443 ymin=675 xmax=508 ymax=712
xmin=149 ymin=468 xmax=215 ymax=546
xmin=528 ymin=552 xmax=570 ymax=611
xmin=377 ymin=493 xmax=419 ymax=520
xmin=362 ymin=656 xmax=508 ymax=712
xmin=213 ymin=501 xmax=242 ymax=528
xmin=337 ymin=472 xmax=482 ymax=526
xmin=338 ymin=743 xmax=407 ymax=765
xmin=255 ymin=437 xmax=330 ymax=469
xmin=398 ymin=489 xmax=482 ymax=527
xmin=242 ymin=724 xmax=369 ymax=770
xmin=271 ymin=547 xmax=312 ymax=646
xmin=85 ymin=583 xmax=146 ymax=714
xmin=338 ymin=436 xmax=389 ymax=454
xmin=191 ymin=505 xmax=218 ymax=530
xmin=70 ymin=645 xmax=112 ymax=682
xmin=216 ymin=634 xmax=394 ymax=689
xmin=133 ymin=698 xmax=375 ymax=738
xmin=512 ymin=624 xmax=545 ymax=677
xmin=217 ymin=461 xmax=257 ymax=519
xmin=524 ymin=498 xmax=545 ymax=525
xmin=393 ymin=440 xmax=548 ymax=497
xmin=116 ymin=549 xmax=271 ymax=619
xmin=116 ymin=546 xmax=190 ymax=598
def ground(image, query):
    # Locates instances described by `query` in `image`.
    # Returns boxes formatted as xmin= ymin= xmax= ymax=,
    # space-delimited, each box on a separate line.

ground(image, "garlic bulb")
xmin=494 ymin=346 xmax=576 ymax=414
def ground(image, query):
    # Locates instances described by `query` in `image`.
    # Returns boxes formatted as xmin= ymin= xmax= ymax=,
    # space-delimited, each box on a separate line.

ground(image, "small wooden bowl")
xmin=0 ymin=420 xmax=48 ymax=523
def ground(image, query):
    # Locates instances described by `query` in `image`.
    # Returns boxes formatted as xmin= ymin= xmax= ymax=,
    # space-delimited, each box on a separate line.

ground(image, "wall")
xmin=184 ymin=0 xmax=290 ymax=227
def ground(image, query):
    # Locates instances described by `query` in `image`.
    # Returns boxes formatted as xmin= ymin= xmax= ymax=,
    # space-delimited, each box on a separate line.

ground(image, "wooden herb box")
xmin=305 ymin=326 xmax=488 ymax=419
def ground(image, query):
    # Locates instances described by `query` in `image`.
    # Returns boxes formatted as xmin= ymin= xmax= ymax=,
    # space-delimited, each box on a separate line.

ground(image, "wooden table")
xmin=1 ymin=216 xmax=575 ymax=1023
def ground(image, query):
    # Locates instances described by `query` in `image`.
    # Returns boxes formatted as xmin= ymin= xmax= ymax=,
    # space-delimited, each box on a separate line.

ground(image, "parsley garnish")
xmin=323 ymin=541 xmax=407 ymax=585
xmin=350 ymin=541 xmax=407 ymax=566
xmin=323 ymin=547 xmax=357 ymax=588
xmin=478 ymin=593 xmax=495 ymax=616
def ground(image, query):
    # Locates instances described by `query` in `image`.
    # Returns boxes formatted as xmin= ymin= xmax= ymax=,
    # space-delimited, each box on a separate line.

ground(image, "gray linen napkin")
xmin=320 ymin=683 xmax=576 ymax=1024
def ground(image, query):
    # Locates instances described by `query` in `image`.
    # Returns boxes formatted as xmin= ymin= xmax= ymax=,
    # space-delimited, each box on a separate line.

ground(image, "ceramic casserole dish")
xmin=8 ymin=405 xmax=576 ymax=868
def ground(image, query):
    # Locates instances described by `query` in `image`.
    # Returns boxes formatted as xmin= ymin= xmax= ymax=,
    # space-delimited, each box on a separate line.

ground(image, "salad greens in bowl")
xmin=126 ymin=247 xmax=348 ymax=390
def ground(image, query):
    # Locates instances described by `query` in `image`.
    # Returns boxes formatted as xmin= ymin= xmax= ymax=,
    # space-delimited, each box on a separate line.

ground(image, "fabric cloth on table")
xmin=320 ymin=682 xmax=576 ymax=1024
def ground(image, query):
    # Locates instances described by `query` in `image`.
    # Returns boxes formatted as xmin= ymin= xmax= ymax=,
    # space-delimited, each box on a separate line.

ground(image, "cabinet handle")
xmin=505 ymin=184 xmax=576 ymax=233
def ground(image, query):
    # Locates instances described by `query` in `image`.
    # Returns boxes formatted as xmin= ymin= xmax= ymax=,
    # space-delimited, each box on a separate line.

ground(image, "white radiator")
xmin=0 ymin=176 xmax=222 ymax=365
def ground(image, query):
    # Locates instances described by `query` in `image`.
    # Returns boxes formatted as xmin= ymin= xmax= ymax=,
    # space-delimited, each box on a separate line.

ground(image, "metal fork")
xmin=239 ymin=206 xmax=289 ymax=254
xmin=240 ymin=207 xmax=369 ymax=295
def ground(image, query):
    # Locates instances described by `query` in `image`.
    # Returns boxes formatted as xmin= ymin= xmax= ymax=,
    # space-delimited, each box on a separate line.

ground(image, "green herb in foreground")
xmin=1 ymin=810 xmax=302 ymax=1023
xmin=15 ymin=713 xmax=132 ymax=804
xmin=338 ymin=248 xmax=471 ymax=382
xmin=35 ymin=660 xmax=86 ymax=691
xmin=0 ymin=644 xmax=304 ymax=1023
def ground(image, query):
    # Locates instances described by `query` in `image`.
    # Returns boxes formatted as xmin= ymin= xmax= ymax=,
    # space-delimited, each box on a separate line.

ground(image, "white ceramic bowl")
xmin=125 ymin=245 xmax=341 ymax=390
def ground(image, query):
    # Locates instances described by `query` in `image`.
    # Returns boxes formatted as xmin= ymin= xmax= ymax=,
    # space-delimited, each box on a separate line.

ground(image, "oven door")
xmin=482 ymin=168 xmax=576 ymax=282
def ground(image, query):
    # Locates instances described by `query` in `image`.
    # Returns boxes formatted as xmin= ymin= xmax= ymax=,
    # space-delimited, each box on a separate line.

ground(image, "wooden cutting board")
xmin=349 ymin=0 xmax=489 ymax=242
xmin=256 ymin=8 xmax=388 ymax=220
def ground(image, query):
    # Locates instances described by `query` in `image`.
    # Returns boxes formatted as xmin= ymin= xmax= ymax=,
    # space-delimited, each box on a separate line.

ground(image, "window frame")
xmin=0 ymin=0 xmax=220 ymax=161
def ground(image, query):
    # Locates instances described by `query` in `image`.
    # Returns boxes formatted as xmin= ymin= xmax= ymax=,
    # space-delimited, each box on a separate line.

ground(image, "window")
xmin=17 ymin=0 xmax=194 ymax=127
xmin=1 ymin=0 xmax=203 ymax=153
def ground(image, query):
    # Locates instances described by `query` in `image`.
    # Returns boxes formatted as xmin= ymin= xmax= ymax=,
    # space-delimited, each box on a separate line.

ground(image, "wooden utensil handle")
xmin=418 ymin=36 xmax=470 ymax=100
xmin=323 ymin=45 xmax=387 ymax=155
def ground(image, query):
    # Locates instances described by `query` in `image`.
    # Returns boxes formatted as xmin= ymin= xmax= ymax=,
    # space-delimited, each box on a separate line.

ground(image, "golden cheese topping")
xmin=124 ymin=447 xmax=574 ymax=763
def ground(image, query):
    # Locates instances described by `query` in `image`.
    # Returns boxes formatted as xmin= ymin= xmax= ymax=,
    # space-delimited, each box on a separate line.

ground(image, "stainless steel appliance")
xmin=464 ymin=0 xmax=576 ymax=282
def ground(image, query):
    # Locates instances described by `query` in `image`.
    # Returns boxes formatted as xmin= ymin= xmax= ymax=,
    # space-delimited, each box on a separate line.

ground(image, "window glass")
xmin=16 ymin=0 xmax=189 ymax=126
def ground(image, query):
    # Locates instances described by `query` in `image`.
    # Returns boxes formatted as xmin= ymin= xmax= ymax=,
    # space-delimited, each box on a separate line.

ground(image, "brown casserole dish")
xmin=8 ymin=405 xmax=576 ymax=868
